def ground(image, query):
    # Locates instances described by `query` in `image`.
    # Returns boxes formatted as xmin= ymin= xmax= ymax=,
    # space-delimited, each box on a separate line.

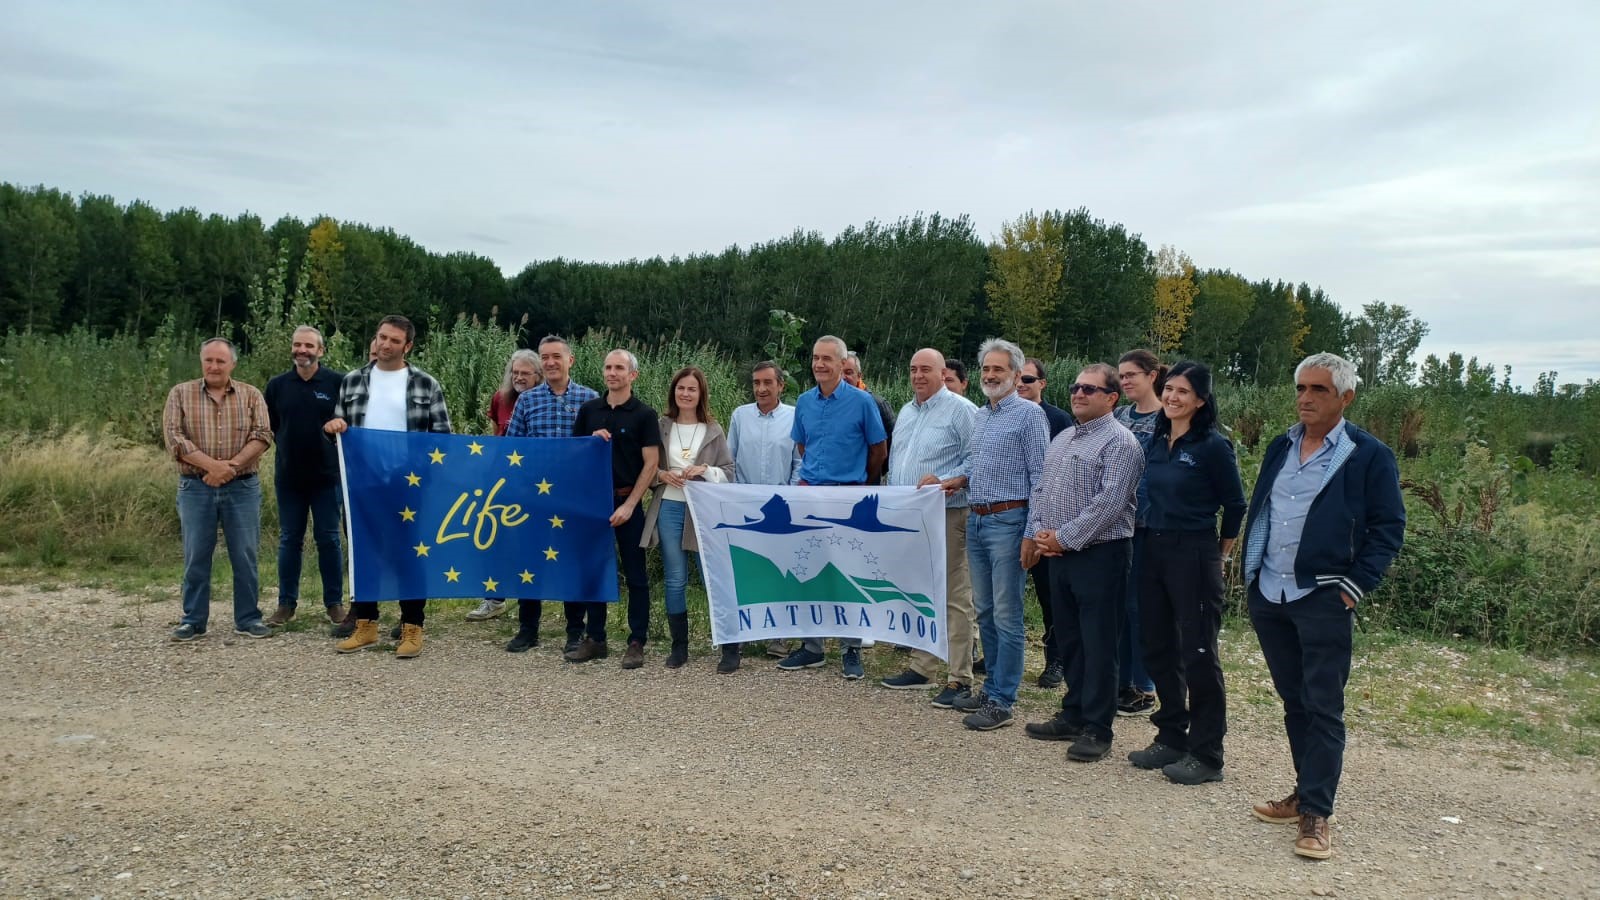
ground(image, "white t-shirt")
xmin=365 ymin=367 xmax=409 ymax=432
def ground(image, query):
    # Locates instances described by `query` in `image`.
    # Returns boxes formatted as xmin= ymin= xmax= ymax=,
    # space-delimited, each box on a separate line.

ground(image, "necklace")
xmin=676 ymin=422 xmax=702 ymax=461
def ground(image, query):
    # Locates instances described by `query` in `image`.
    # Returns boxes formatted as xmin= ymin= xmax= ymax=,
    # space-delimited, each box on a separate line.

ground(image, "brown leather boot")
xmin=1294 ymin=813 xmax=1332 ymax=860
xmin=336 ymin=619 xmax=379 ymax=653
xmin=265 ymin=606 xmax=295 ymax=626
xmin=325 ymin=603 xmax=347 ymax=624
xmin=1252 ymin=791 xmax=1300 ymax=824
xmin=620 ymin=640 xmax=646 ymax=669
xmin=395 ymin=623 xmax=424 ymax=659
xmin=331 ymin=607 xmax=358 ymax=639
xmin=564 ymin=637 xmax=608 ymax=663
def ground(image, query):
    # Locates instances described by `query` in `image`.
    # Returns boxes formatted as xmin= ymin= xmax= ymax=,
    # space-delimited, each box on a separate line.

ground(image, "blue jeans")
xmin=275 ymin=480 xmax=343 ymax=609
xmin=967 ymin=506 xmax=1028 ymax=708
xmin=178 ymin=474 xmax=263 ymax=629
xmin=1118 ymin=532 xmax=1156 ymax=692
xmin=655 ymin=499 xmax=692 ymax=616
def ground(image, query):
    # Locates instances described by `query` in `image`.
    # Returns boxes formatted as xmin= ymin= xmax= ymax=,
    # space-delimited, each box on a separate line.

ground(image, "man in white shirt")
xmin=726 ymin=360 xmax=801 ymax=658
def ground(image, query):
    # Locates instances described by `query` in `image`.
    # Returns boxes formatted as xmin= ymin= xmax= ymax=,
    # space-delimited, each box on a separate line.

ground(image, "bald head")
xmin=909 ymin=347 xmax=946 ymax=403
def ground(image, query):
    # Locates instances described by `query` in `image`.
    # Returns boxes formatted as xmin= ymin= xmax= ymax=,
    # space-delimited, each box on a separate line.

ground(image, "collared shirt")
xmin=960 ymin=392 xmax=1048 ymax=505
xmin=888 ymin=387 xmax=976 ymax=508
xmin=163 ymin=378 xmax=274 ymax=477
xmin=264 ymin=365 xmax=345 ymax=489
xmin=1260 ymin=420 xmax=1344 ymax=603
xmin=573 ymin=393 xmax=661 ymax=489
xmin=727 ymin=401 xmax=801 ymax=485
xmin=1142 ymin=426 xmax=1247 ymax=537
xmin=507 ymin=380 xmax=599 ymax=438
xmin=1026 ymin=412 xmax=1143 ymax=549
xmin=791 ymin=381 xmax=888 ymax=485
xmin=332 ymin=362 xmax=451 ymax=434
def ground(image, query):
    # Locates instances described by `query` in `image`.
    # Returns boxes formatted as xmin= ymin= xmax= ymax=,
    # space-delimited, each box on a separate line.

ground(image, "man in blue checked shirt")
xmin=938 ymin=338 xmax=1049 ymax=732
xmin=879 ymin=348 xmax=978 ymax=708
xmin=503 ymin=335 xmax=600 ymax=655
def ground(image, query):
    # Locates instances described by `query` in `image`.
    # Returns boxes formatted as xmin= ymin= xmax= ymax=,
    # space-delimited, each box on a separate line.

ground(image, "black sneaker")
xmin=1067 ymin=734 xmax=1113 ymax=762
xmin=1117 ymin=688 xmax=1157 ymax=716
xmin=962 ymin=698 xmax=1015 ymax=731
xmin=170 ymin=623 xmax=206 ymax=642
xmin=880 ymin=669 xmax=933 ymax=690
xmin=930 ymin=682 xmax=971 ymax=709
xmin=951 ymin=690 xmax=988 ymax=713
xmin=1023 ymin=713 xmax=1083 ymax=742
xmin=1036 ymin=661 xmax=1064 ymax=689
xmin=1163 ymin=754 xmax=1224 ymax=785
xmin=505 ymin=629 xmax=539 ymax=653
xmin=1128 ymin=741 xmax=1186 ymax=770
xmin=234 ymin=622 xmax=273 ymax=639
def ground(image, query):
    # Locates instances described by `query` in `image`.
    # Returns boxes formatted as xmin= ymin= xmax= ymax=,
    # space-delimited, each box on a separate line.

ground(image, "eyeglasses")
xmin=1018 ymin=375 xmax=1042 ymax=384
xmin=1068 ymin=383 xmax=1116 ymax=395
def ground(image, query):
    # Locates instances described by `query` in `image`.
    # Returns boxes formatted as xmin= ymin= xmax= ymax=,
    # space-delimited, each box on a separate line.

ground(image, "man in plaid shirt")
xmin=324 ymin=315 xmax=451 ymax=657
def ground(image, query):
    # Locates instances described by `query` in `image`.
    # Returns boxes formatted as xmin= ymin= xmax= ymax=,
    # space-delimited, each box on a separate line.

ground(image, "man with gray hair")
xmin=264 ymin=325 xmax=347 ymax=626
xmin=163 ymin=337 xmax=274 ymax=641
xmin=938 ymin=338 xmax=1049 ymax=730
xmin=1242 ymin=352 xmax=1404 ymax=860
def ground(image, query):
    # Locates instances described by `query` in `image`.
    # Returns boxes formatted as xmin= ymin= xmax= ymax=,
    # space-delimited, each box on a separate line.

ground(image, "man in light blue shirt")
xmin=879 ymin=348 xmax=978 ymax=708
xmin=727 ymin=360 xmax=801 ymax=659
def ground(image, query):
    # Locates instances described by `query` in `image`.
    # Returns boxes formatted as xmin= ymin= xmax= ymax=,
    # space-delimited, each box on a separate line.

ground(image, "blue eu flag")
xmin=338 ymin=429 xmax=619 ymax=603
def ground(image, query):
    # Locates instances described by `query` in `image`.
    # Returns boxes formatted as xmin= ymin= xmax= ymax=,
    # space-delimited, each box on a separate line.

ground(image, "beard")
xmin=981 ymin=380 xmax=1011 ymax=401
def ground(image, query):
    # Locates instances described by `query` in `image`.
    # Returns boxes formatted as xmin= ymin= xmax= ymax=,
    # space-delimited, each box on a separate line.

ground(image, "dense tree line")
xmin=2 ymin=182 xmax=1436 ymax=385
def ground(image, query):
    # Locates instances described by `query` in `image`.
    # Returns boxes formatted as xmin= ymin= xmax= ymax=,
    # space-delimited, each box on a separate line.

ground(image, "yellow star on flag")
xmin=519 ymin=570 xmax=535 ymax=584
xmin=413 ymin=542 xmax=430 ymax=557
xmin=428 ymin=448 xmax=446 ymax=464
xmin=482 ymin=576 xmax=498 ymax=592
xmin=399 ymin=507 xmax=416 ymax=522
xmin=444 ymin=567 xmax=461 ymax=583
xmin=536 ymin=478 xmax=553 ymax=494
xmin=544 ymin=546 xmax=559 ymax=561
xmin=548 ymin=514 xmax=564 ymax=529
xmin=468 ymin=441 xmax=484 ymax=456
xmin=405 ymin=472 xmax=421 ymax=487
xmin=506 ymin=450 xmax=524 ymax=467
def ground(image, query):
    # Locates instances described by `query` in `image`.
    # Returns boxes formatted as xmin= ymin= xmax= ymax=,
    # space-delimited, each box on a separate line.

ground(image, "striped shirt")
xmin=1027 ymin=412 xmax=1143 ymax=549
xmin=960 ymin=392 xmax=1049 ymax=505
xmin=888 ymin=387 xmax=976 ymax=508
xmin=163 ymin=378 xmax=273 ymax=477
xmin=507 ymin=381 xmax=599 ymax=438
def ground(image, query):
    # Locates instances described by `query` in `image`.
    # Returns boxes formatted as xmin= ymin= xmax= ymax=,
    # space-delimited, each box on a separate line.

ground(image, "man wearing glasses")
xmin=1022 ymin=364 xmax=1144 ymax=763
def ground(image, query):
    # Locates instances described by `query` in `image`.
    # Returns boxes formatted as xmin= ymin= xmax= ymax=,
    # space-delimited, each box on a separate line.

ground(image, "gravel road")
xmin=2 ymin=585 xmax=1597 ymax=899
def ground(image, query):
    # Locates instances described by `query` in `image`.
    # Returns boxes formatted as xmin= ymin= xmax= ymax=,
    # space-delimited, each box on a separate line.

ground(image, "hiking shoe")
xmin=930 ymin=682 xmax=971 ymax=709
xmin=777 ymin=648 xmax=826 ymax=670
xmin=465 ymin=599 xmax=505 ymax=621
xmin=619 ymin=640 xmax=646 ymax=669
xmin=765 ymin=639 xmax=791 ymax=659
xmin=951 ymin=690 xmax=989 ymax=713
xmin=395 ymin=623 xmax=424 ymax=658
xmin=325 ymin=603 xmax=347 ymax=624
xmin=170 ymin=623 xmax=206 ymax=642
xmin=389 ymin=623 xmax=402 ymax=641
xmin=841 ymin=647 xmax=864 ymax=680
xmin=962 ymin=698 xmax=1015 ymax=731
xmin=1163 ymin=754 xmax=1224 ymax=785
xmin=564 ymin=637 xmax=608 ymax=662
xmin=1067 ymin=734 xmax=1113 ymax=762
xmin=265 ymin=606 xmax=295 ymax=626
xmin=1036 ymin=661 xmax=1064 ymax=689
xmin=1117 ymin=688 xmax=1157 ymax=716
xmin=234 ymin=622 xmax=274 ymax=639
xmin=1252 ymin=791 xmax=1302 ymax=825
xmin=1294 ymin=813 xmax=1333 ymax=860
xmin=337 ymin=619 xmax=379 ymax=653
xmin=880 ymin=669 xmax=932 ymax=690
xmin=505 ymin=629 xmax=539 ymax=653
xmin=1022 ymin=713 xmax=1082 ymax=741
xmin=1128 ymin=741 xmax=1186 ymax=770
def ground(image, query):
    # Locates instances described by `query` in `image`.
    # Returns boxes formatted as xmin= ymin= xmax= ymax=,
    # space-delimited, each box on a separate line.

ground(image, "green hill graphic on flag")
xmin=730 ymin=544 xmax=936 ymax=618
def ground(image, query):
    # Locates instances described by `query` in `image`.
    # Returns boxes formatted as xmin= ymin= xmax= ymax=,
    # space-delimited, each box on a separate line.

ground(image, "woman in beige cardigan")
xmin=641 ymin=366 xmax=735 ymax=670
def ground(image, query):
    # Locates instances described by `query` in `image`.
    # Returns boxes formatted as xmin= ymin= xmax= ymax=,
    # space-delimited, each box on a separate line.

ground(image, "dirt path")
xmin=1 ymin=585 xmax=1596 ymax=898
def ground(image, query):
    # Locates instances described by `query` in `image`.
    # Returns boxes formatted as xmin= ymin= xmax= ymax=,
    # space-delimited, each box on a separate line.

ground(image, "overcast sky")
xmin=5 ymin=1 xmax=1596 ymax=383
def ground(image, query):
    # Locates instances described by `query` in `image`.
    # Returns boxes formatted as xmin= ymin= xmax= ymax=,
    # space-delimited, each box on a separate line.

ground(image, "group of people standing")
xmin=161 ymin=318 xmax=1403 ymax=861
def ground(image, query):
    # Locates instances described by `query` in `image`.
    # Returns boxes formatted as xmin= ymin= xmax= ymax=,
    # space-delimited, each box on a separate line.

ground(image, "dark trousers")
xmin=1139 ymin=530 xmax=1227 ymax=769
xmin=1050 ymin=538 xmax=1129 ymax=742
xmin=517 ymin=598 xmax=542 ymax=630
xmin=1029 ymin=557 xmax=1062 ymax=666
xmin=1249 ymin=582 xmax=1354 ymax=818
xmin=564 ymin=496 xmax=650 ymax=644
xmin=351 ymin=599 xmax=425 ymax=625
xmin=275 ymin=480 xmax=343 ymax=609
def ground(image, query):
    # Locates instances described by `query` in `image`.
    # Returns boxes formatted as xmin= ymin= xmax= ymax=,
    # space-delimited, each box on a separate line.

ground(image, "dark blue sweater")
xmin=1143 ymin=427 xmax=1247 ymax=537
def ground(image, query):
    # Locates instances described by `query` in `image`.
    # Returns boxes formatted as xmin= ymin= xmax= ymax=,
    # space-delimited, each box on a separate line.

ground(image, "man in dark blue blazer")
xmin=1241 ymin=353 xmax=1405 ymax=861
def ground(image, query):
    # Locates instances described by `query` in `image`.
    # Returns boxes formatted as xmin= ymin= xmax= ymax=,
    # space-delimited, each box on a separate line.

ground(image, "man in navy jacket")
xmin=1241 ymin=353 xmax=1405 ymax=861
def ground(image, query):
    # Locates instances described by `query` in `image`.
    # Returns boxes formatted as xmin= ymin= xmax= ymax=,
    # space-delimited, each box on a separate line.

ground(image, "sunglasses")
xmin=1019 ymin=375 xmax=1043 ymax=384
xmin=1068 ymin=383 xmax=1116 ymax=396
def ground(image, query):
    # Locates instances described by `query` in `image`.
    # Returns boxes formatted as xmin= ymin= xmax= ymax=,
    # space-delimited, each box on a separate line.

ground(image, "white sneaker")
xmin=465 ymin=599 xmax=506 ymax=621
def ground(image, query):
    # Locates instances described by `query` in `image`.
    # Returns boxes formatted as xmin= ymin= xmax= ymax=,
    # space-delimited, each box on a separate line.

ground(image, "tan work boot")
xmin=395 ymin=623 xmax=424 ymax=658
xmin=1294 ymin=813 xmax=1333 ymax=860
xmin=336 ymin=619 xmax=379 ymax=653
xmin=1252 ymin=791 xmax=1301 ymax=824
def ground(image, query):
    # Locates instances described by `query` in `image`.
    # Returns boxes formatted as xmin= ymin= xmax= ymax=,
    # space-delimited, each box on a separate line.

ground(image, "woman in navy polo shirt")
xmin=1126 ymin=360 xmax=1247 ymax=786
